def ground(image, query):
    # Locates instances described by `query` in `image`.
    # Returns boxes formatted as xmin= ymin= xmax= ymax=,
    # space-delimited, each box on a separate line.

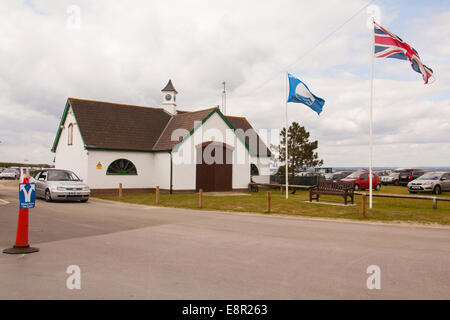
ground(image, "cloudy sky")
xmin=1 ymin=0 xmax=449 ymax=167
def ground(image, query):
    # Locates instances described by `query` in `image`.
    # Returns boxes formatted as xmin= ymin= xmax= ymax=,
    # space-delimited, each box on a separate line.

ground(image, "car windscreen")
xmin=416 ymin=173 xmax=441 ymax=181
xmin=47 ymin=170 xmax=80 ymax=181
xmin=388 ymin=172 xmax=398 ymax=177
xmin=346 ymin=172 xmax=362 ymax=179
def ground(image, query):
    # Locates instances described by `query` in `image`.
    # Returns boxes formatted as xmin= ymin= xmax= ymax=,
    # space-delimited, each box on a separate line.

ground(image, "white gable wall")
xmin=171 ymin=112 xmax=251 ymax=191
xmin=54 ymin=106 xmax=89 ymax=182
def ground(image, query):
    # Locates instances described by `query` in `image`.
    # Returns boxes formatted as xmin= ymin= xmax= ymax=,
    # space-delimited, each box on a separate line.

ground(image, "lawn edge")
xmin=91 ymin=196 xmax=450 ymax=230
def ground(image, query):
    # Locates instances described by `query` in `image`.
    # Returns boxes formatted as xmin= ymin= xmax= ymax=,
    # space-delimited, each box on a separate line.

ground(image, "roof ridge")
xmin=68 ymin=97 xmax=164 ymax=111
xmin=173 ymin=106 xmax=218 ymax=117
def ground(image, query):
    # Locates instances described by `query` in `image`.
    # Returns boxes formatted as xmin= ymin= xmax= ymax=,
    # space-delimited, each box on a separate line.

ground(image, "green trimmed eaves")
xmin=51 ymin=99 xmax=71 ymax=153
xmin=172 ymin=108 xmax=258 ymax=157
xmin=51 ymin=98 xmax=88 ymax=153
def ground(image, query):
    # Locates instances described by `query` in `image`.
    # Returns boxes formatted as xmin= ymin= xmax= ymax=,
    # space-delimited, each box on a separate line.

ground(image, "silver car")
xmin=408 ymin=172 xmax=450 ymax=195
xmin=0 ymin=168 xmax=19 ymax=180
xmin=31 ymin=169 xmax=90 ymax=202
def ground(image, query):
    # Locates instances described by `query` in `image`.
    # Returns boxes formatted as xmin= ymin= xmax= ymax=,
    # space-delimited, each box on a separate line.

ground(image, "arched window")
xmin=68 ymin=123 xmax=73 ymax=145
xmin=106 ymin=159 xmax=137 ymax=175
xmin=251 ymin=163 xmax=259 ymax=176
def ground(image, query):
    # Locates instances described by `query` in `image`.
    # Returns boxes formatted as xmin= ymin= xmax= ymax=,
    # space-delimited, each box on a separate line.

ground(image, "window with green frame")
xmin=106 ymin=159 xmax=137 ymax=175
xmin=251 ymin=163 xmax=259 ymax=176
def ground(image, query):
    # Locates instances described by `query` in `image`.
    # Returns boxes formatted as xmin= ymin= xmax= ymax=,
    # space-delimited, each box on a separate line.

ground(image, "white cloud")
xmin=0 ymin=0 xmax=449 ymax=168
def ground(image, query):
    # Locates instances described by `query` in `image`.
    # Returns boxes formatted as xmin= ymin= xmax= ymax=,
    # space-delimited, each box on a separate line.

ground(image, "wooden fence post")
xmin=155 ymin=186 xmax=160 ymax=205
xmin=433 ymin=197 xmax=437 ymax=210
xmin=361 ymin=193 xmax=366 ymax=217
xmin=119 ymin=183 xmax=123 ymax=201
xmin=199 ymin=189 xmax=203 ymax=208
xmin=266 ymin=191 xmax=271 ymax=213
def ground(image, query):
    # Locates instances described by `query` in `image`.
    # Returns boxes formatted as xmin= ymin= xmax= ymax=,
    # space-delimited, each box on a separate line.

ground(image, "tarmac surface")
xmin=0 ymin=184 xmax=449 ymax=299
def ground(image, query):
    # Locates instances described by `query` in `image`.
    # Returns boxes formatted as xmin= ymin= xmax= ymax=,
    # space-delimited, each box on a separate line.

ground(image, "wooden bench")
xmin=309 ymin=180 xmax=354 ymax=205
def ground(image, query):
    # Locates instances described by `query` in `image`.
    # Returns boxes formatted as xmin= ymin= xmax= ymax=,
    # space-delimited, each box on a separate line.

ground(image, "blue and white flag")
xmin=287 ymin=73 xmax=325 ymax=115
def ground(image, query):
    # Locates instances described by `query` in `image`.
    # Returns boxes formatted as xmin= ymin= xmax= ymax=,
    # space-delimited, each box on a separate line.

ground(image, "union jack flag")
xmin=373 ymin=21 xmax=434 ymax=84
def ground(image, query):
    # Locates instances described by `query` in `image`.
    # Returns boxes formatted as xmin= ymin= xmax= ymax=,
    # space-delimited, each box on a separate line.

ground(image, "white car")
xmin=0 ymin=168 xmax=19 ymax=180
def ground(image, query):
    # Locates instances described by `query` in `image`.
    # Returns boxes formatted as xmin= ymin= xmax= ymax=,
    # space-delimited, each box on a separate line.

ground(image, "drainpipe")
xmin=169 ymin=151 xmax=173 ymax=194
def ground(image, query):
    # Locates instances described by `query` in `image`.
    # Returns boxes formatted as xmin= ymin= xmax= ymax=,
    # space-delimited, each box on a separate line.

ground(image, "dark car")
xmin=398 ymin=169 xmax=426 ymax=186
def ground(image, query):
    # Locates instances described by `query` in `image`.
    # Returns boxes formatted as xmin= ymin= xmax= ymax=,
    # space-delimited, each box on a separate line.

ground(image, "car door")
xmin=360 ymin=173 xmax=369 ymax=189
xmin=443 ymin=173 xmax=450 ymax=192
xmin=35 ymin=171 xmax=47 ymax=198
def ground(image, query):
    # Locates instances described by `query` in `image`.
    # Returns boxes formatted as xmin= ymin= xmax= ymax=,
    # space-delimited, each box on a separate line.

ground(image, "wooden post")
xmin=155 ymin=186 xmax=160 ymax=205
xmin=361 ymin=193 xmax=366 ymax=217
xmin=266 ymin=191 xmax=271 ymax=213
xmin=433 ymin=197 xmax=437 ymax=210
xmin=119 ymin=183 xmax=123 ymax=201
xmin=199 ymin=189 xmax=203 ymax=208
xmin=280 ymin=186 xmax=283 ymax=195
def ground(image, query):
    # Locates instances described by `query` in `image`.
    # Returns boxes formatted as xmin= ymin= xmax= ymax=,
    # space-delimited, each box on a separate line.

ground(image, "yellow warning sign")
xmin=96 ymin=162 xmax=102 ymax=170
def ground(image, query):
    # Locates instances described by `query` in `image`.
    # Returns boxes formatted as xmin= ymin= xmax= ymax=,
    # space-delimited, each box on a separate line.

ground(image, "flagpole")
xmin=285 ymin=72 xmax=289 ymax=199
xmin=369 ymin=19 xmax=375 ymax=209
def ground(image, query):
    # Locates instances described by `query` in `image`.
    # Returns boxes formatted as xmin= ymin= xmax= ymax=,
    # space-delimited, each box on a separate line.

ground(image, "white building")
xmin=51 ymin=80 xmax=271 ymax=194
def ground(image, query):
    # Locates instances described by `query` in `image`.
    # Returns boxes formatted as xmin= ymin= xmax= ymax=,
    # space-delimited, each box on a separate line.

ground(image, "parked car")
xmin=326 ymin=171 xmax=352 ymax=181
xmin=0 ymin=168 xmax=19 ymax=180
xmin=381 ymin=171 xmax=400 ymax=185
xmin=398 ymin=168 xmax=426 ymax=186
xmin=31 ymin=169 xmax=90 ymax=202
xmin=408 ymin=172 xmax=450 ymax=195
xmin=342 ymin=171 xmax=381 ymax=191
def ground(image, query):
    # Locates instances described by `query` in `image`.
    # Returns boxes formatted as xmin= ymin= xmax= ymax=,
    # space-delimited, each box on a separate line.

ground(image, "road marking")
xmin=0 ymin=198 xmax=10 ymax=205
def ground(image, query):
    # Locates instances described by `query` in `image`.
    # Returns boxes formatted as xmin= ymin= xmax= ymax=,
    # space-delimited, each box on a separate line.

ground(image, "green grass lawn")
xmin=94 ymin=185 xmax=450 ymax=225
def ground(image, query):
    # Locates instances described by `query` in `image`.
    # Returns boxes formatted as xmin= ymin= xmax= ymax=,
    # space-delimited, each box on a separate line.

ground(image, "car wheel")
xmin=433 ymin=185 xmax=442 ymax=195
xmin=80 ymin=198 xmax=88 ymax=203
xmin=394 ymin=180 xmax=399 ymax=186
xmin=354 ymin=184 xmax=360 ymax=191
xmin=45 ymin=189 xmax=52 ymax=202
xmin=375 ymin=184 xmax=381 ymax=191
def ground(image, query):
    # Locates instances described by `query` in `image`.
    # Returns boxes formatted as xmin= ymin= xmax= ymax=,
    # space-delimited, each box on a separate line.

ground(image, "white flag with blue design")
xmin=287 ymin=73 xmax=325 ymax=115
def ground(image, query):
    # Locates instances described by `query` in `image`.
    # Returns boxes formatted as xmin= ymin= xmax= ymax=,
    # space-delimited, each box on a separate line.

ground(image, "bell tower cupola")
xmin=161 ymin=80 xmax=178 ymax=115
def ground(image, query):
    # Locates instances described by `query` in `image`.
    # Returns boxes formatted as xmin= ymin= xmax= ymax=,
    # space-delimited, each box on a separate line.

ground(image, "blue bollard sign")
xmin=19 ymin=183 xmax=36 ymax=209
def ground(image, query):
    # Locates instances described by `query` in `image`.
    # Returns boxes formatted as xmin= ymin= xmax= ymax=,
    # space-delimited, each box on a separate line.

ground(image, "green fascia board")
xmin=51 ymin=98 xmax=87 ymax=153
xmin=51 ymin=99 xmax=71 ymax=153
xmin=172 ymin=108 xmax=257 ymax=157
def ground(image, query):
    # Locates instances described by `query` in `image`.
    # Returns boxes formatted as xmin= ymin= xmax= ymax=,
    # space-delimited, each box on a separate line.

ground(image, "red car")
xmin=342 ymin=171 xmax=381 ymax=191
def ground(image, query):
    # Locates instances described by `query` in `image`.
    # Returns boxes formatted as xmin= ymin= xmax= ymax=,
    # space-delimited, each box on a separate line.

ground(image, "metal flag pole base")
xmin=3 ymin=245 xmax=39 ymax=255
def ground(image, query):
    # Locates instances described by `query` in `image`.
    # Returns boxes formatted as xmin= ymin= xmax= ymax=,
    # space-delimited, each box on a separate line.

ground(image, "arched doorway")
xmin=196 ymin=142 xmax=233 ymax=192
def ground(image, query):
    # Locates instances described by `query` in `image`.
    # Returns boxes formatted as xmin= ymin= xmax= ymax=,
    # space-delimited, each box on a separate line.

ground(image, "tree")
xmin=276 ymin=122 xmax=323 ymax=177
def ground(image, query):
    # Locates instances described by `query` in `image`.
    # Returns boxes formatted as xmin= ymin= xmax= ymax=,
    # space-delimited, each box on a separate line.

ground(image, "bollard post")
xmin=155 ymin=186 xmax=160 ymax=205
xmin=266 ymin=191 xmax=271 ymax=213
xmin=361 ymin=193 xmax=366 ymax=218
xmin=433 ymin=197 xmax=437 ymax=210
xmin=199 ymin=189 xmax=203 ymax=208
xmin=119 ymin=183 xmax=123 ymax=201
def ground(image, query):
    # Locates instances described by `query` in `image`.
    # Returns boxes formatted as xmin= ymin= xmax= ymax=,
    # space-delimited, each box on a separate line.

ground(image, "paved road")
xmin=0 ymin=186 xmax=449 ymax=299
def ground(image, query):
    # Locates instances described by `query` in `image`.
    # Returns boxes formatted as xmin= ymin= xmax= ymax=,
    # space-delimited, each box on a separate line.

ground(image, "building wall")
xmin=171 ymin=112 xmax=251 ymax=191
xmin=54 ymin=106 xmax=89 ymax=181
xmin=86 ymin=150 xmax=171 ymax=190
xmin=251 ymin=156 xmax=271 ymax=184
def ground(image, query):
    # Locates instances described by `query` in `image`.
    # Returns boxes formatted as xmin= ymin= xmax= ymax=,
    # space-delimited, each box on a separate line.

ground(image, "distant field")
xmin=95 ymin=185 xmax=450 ymax=225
